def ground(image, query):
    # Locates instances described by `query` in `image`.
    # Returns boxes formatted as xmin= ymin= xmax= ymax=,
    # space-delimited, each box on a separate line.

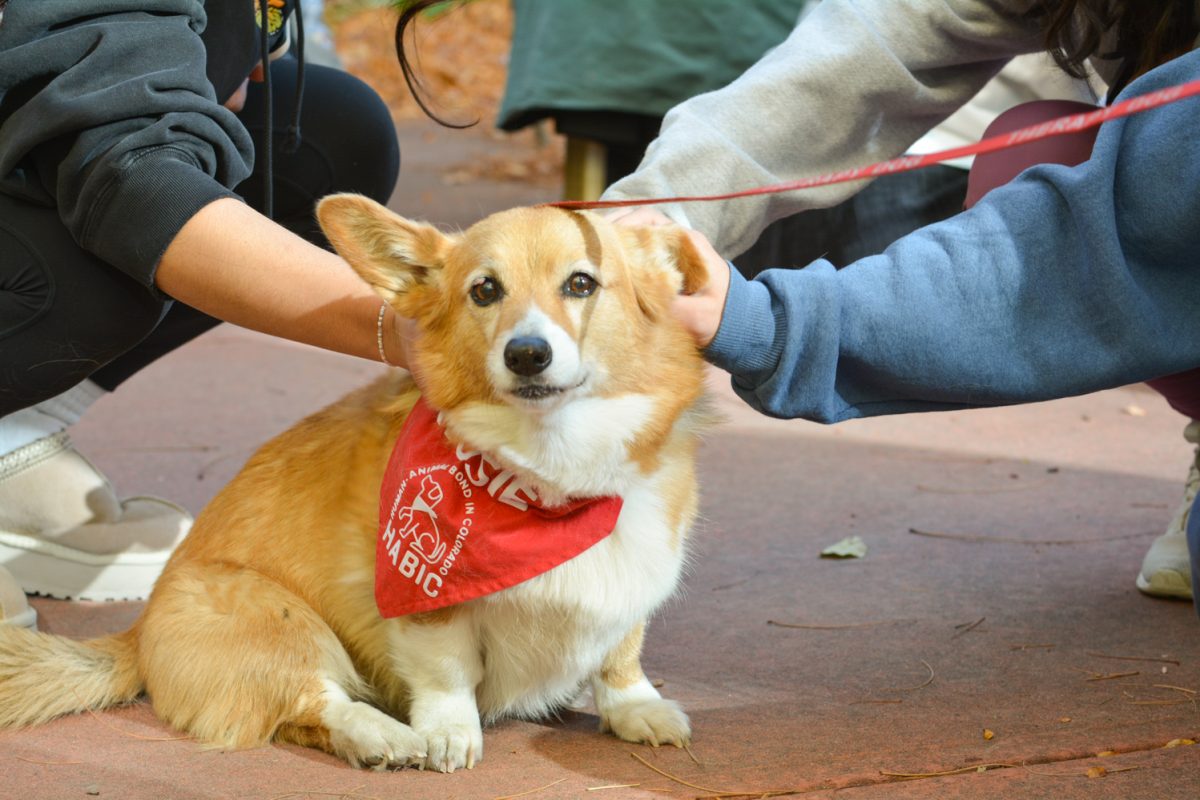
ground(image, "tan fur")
xmin=0 ymin=627 xmax=139 ymax=729
xmin=0 ymin=200 xmax=708 ymax=771
xmin=599 ymin=624 xmax=648 ymax=691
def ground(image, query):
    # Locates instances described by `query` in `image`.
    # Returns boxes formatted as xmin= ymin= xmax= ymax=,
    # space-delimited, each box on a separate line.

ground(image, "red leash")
xmin=547 ymin=78 xmax=1200 ymax=211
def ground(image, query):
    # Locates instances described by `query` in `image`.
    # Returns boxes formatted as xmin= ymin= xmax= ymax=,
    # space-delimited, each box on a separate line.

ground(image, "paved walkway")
xmin=4 ymin=120 xmax=1197 ymax=799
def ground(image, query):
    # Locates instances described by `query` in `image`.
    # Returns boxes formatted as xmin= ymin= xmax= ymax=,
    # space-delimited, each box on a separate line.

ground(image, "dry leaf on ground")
xmin=820 ymin=535 xmax=867 ymax=559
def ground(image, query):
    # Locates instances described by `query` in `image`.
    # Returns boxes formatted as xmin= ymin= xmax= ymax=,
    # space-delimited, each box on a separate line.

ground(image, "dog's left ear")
xmin=619 ymin=224 xmax=711 ymax=320
xmin=316 ymin=193 xmax=455 ymax=303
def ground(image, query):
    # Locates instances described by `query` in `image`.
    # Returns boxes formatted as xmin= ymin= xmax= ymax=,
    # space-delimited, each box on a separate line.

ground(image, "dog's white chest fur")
xmin=472 ymin=473 xmax=686 ymax=719
xmin=442 ymin=393 xmax=658 ymax=503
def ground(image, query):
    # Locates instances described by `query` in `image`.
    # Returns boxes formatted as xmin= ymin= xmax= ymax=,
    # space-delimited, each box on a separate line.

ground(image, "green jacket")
xmin=498 ymin=0 xmax=812 ymax=131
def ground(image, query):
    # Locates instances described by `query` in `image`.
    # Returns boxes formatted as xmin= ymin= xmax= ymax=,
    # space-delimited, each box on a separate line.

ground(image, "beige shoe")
xmin=1136 ymin=421 xmax=1197 ymax=600
xmin=0 ymin=565 xmax=36 ymax=629
xmin=0 ymin=433 xmax=191 ymax=601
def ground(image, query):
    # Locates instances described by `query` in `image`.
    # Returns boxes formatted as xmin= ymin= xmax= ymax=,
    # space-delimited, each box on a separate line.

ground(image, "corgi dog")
xmin=0 ymin=196 xmax=711 ymax=773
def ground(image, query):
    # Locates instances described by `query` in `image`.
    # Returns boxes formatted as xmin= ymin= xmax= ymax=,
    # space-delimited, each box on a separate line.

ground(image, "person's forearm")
xmin=156 ymin=197 xmax=406 ymax=366
xmin=704 ymin=52 xmax=1200 ymax=422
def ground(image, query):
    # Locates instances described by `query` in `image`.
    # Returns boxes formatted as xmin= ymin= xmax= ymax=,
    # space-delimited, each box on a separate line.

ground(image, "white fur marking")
xmin=593 ymin=676 xmax=691 ymax=746
xmin=467 ymin=466 xmax=689 ymax=721
xmin=318 ymin=680 xmax=425 ymax=770
xmin=443 ymin=393 xmax=656 ymax=499
xmin=488 ymin=306 xmax=582 ymax=395
xmin=409 ymin=693 xmax=484 ymax=772
xmin=386 ymin=618 xmax=484 ymax=772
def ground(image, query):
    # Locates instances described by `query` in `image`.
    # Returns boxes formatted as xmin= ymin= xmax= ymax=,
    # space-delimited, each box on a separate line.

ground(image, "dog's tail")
xmin=0 ymin=625 xmax=141 ymax=728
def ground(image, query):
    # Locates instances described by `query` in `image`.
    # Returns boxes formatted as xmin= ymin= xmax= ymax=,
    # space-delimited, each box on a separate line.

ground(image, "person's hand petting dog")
xmin=606 ymin=207 xmax=730 ymax=349
xmin=380 ymin=303 xmax=420 ymax=374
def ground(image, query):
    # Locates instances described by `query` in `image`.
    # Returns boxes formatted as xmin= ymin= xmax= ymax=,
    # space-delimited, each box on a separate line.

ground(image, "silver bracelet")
xmin=376 ymin=302 xmax=395 ymax=367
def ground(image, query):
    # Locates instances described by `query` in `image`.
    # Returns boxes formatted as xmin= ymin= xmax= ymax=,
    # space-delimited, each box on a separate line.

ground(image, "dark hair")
xmin=393 ymin=0 xmax=476 ymax=129
xmin=1029 ymin=0 xmax=1198 ymax=92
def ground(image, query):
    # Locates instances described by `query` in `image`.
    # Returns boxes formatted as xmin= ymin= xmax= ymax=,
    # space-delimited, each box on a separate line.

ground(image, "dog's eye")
xmin=563 ymin=272 xmax=598 ymax=298
xmin=470 ymin=277 xmax=503 ymax=307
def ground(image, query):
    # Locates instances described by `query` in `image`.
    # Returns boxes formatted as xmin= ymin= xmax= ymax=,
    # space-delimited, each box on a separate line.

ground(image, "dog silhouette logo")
xmin=388 ymin=473 xmax=448 ymax=564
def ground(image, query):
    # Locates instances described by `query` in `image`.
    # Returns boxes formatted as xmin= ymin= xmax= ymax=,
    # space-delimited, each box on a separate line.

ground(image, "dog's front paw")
xmin=417 ymin=721 xmax=484 ymax=773
xmin=324 ymin=700 xmax=427 ymax=770
xmin=601 ymin=698 xmax=691 ymax=747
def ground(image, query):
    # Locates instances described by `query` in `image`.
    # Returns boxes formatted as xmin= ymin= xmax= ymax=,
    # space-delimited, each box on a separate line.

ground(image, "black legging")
xmin=0 ymin=57 xmax=399 ymax=415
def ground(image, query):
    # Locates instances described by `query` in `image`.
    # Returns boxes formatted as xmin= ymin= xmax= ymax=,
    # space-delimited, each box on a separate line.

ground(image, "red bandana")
xmin=375 ymin=399 xmax=624 ymax=617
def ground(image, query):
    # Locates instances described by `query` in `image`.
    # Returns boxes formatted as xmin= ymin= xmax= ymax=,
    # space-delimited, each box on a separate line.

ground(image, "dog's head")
xmin=317 ymin=195 xmax=709 ymax=418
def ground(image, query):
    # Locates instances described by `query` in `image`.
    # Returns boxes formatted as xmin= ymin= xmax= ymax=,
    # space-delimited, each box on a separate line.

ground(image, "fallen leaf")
xmin=1096 ymin=750 xmax=1116 ymax=758
xmin=820 ymin=535 xmax=867 ymax=559
xmin=1059 ymin=717 xmax=1072 ymax=723
xmin=1164 ymin=739 xmax=1196 ymax=748
xmin=982 ymin=729 xmax=995 ymax=740
xmin=1086 ymin=766 xmax=1107 ymax=778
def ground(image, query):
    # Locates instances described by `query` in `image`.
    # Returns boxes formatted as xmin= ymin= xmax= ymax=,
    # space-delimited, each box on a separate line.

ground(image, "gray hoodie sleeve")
xmin=602 ymin=0 xmax=1042 ymax=258
xmin=0 ymin=1 xmax=255 ymax=291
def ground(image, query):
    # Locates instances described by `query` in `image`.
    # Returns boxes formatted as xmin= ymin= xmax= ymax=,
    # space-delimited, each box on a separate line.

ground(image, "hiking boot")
xmin=1136 ymin=421 xmax=1198 ymax=600
xmin=0 ymin=433 xmax=191 ymax=601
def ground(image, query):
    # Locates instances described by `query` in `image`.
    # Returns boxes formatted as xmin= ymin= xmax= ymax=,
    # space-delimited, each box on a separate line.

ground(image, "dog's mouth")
xmin=509 ymin=376 xmax=588 ymax=404
xmin=513 ymin=384 xmax=565 ymax=401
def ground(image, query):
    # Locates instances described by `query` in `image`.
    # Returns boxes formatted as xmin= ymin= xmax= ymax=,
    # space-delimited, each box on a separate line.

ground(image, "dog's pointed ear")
xmin=316 ymin=193 xmax=455 ymax=302
xmin=619 ymin=224 xmax=712 ymax=320
xmin=671 ymin=227 xmax=711 ymax=297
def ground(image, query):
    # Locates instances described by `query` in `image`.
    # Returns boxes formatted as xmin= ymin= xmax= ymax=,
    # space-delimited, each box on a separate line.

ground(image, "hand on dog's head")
xmin=316 ymin=194 xmax=709 ymax=412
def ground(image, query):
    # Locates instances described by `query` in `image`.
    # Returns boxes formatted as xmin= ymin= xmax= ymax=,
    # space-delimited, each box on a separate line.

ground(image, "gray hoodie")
xmin=0 ymin=1 xmax=263 ymax=291
xmin=603 ymin=0 xmax=1131 ymax=257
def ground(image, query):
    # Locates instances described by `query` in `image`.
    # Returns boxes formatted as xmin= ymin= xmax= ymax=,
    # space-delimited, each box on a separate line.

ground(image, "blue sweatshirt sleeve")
xmin=706 ymin=50 xmax=1200 ymax=423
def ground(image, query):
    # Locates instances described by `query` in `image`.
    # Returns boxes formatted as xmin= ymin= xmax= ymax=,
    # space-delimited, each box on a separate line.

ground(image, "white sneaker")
xmin=0 ymin=565 xmax=36 ymax=630
xmin=1136 ymin=421 xmax=1198 ymax=600
xmin=0 ymin=433 xmax=191 ymax=601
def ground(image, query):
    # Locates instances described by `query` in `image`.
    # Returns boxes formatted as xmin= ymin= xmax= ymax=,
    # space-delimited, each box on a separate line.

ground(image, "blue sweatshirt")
xmin=705 ymin=49 xmax=1200 ymax=423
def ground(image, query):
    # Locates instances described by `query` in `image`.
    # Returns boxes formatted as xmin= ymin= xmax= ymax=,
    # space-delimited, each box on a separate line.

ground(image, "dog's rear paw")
xmin=417 ymin=722 xmax=484 ymax=773
xmin=601 ymin=698 xmax=691 ymax=747
xmin=325 ymin=700 xmax=426 ymax=770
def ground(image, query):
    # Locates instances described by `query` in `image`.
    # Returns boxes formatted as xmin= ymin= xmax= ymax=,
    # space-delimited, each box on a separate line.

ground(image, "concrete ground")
xmin=4 ymin=119 xmax=1198 ymax=799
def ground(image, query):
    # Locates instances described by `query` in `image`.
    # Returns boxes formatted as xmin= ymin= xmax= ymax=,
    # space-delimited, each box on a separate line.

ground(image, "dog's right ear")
xmin=316 ymin=193 xmax=454 ymax=303
xmin=617 ymin=223 xmax=713 ymax=322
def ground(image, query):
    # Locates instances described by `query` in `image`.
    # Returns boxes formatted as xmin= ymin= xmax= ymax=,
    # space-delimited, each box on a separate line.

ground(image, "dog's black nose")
xmin=504 ymin=336 xmax=552 ymax=376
